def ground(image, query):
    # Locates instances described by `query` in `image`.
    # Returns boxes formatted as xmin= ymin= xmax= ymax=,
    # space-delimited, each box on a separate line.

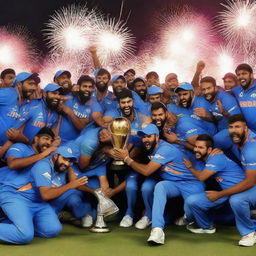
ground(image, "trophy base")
xmin=112 ymin=160 xmax=125 ymax=165
xmin=90 ymin=226 xmax=110 ymax=233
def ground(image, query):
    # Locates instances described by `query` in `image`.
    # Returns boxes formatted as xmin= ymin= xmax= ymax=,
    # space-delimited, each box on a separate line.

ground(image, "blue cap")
xmin=174 ymin=82 xmax=194 ymax=93
xmin=15 ymin=72 xmax=40 ymax=85
xmin=137 ymin=124 xmax=159 ymax=137
xmin=94 ymin=68 xmax=100 ymax=77
xmin=55 ymin=146 xmax=77 ymax=161
xmin=54 ymin=70 xmax=71 ymax=79
xmin=111 ymin=75 xmax=126 ymax=83
xmin=43 ymin=83 xmax=62 ymax=92
xmin=147 ymin=85 xmax=163 ymax=95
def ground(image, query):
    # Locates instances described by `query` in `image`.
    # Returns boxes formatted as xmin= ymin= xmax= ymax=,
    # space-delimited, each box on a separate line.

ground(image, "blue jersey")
xmin=66 ymin=128 xmax=109 ymax=171
xmin=0 ymin=88 xmax=19 ymax=145
xmin=30 ymin=158 xmax=67 ymax=202
xmin=204 ymin=153 xmax=245 ymax=190
xmin=99 ymin=90 xmax=148 ymax=114
xmin=232 ymin=81 xmax=256 ymax=132
xmin=104 ymin=107 xmax=149 ymax=146
xmin=231 ymin=130 xmax=256 ymax=171
xmin=0 ymin=143 xmax=35 ymax=194
xmin=13 ymin=99 xmax=46 ymax=142
xmin=149 ymin=140 xmax=201 ymax=181
xmin=167 ymin=96 xmax=217 ymax=136
xmin=59 ymin=94 xmax=102 ymax=143
xmin=41 ymin=100 xmax=59 ymax=130
xmin=208 ymin=91 xmax=241 ymax=131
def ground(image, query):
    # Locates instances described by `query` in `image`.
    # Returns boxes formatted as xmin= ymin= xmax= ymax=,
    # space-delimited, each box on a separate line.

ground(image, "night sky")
xmin=0 ymin=0 xmax=223 ymax=54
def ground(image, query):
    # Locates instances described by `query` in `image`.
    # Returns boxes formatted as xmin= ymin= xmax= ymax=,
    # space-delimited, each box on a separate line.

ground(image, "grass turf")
xmin=0 ymin=222 xmax=255 ymax=256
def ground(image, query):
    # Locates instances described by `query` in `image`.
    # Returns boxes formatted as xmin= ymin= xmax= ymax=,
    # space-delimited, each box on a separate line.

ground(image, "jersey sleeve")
xmin=150 ymin=145 xmax=176 ymax=165
xmin=31 ymin=161 xmax=53 ymax=187
xmin=242 ymin=142 xmax=256 ymax=170
xmin=5 ymin=143 xmax=27 ymax=158
xmin=80 ymin=137 xmax=98 ymax=157
xmin=204 ymin=154 xmax=225 ymax=173
xmin=103 ymin=109 xmax=119 ymax=119
xmin=220 ymin=92 xmax=241 ymax=115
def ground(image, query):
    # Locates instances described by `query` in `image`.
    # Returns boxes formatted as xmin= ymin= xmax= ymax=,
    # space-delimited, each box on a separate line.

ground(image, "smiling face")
xmin=55 ymin=73 xmax=72 ymax=94
xmin=236 ymin=69 xmax=253 ymax=90
xmin=119 ymin=97 xmax=134 ymax=117
xmin=53 ymin=154 xmax=73 ymax=173
xmin=142 ymin=134 xmax=158 ymax=153
xmin=201 ymin=82 xmax=216 ymax=102
xmin=229 ymin=121 xmax=248 ymax=146
xmin=193 ymin=140 xmax=210 ymax=161
xmin=34 ymin=134 xmax=53 ymax=153
xmin=112 ymin=78 xmax=126 ymax=95
xmin=177 ymin=89 xmax=193 ymax=108
xmin=151 ymin=108 xmax=167 ymax=130
xmin=45 ymin=90 xmax=61 ymax=109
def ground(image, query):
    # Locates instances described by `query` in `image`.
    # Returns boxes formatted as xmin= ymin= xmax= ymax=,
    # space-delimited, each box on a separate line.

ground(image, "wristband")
xmin=124 ymin=156 xmax=134 ymax=166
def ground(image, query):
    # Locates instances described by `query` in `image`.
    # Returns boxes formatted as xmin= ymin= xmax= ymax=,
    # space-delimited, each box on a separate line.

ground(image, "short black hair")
xmin=96 ymin=68 xmax=111 ymax=80
xmin=146 ymin=71 xmax=159 ymax=80
xmin=200 ymin=76 xmax=216 ymax=87
xmin=117 ymin=88 xmax=133 ymax=102
xmin=36 ymin=127 xmax=55 ymax=139
xmin=1 ymin=68 xmax=15 ymax=79
xmin=124 ymin=69 xmax=135 ymax=76
xmin=235 ymin=63 xmax=253 ymax=74
xmin=196 ymin=134 xmax=214 ymax=148
xmin=228 ymin=114 xmax=246 ymax=125
xmin=151 ymin=102 xmax=167 ymax=113
xmin=77 ymin=75 xmax=95 ymax=86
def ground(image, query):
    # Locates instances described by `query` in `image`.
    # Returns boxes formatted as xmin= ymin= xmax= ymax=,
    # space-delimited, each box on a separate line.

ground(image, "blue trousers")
xmin=125 ymin=172 xmax=158 ymax=219
xmin=152 ymin=180 xmax=204 ymax=229
xmin=50 ymin=189 xmax=93 ymax=219
xmin=229 ymin=185 xmax=256 ymax=236
xmin=185 ymin=193 xmax=231 ymax=228
xmin=0 ymin=191 xmax=62 ymax=244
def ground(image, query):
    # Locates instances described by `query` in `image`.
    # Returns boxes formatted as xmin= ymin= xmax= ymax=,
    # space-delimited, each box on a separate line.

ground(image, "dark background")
xmin=0 ymin=0 xmax=223 ymax=54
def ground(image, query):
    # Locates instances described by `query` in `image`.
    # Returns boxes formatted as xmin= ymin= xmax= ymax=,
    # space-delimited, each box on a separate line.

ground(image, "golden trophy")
xmin=108 ymin=117 xmax=131 ymax=167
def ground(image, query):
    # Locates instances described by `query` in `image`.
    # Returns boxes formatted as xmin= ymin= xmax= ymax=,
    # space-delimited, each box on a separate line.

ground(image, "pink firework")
xmin=0 ymin=26 xmax=38 ymax=72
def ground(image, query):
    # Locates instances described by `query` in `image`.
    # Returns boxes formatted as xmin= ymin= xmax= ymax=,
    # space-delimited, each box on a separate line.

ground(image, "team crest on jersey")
xmin=239 ymin=92 xmax=244 ymax=97
xmin=73 ymin=103 xmax=78 ymax=109
xmin=42 ymin=172 xmax=51 ymax=180
xmin=251 ymin=93 xmax=256 ymax=98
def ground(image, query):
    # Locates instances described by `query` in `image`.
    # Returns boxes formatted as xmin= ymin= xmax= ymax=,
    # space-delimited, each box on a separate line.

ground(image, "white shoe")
xmin=81 ymin=214 xmax=93 ymax=228
xmin=186 ymin=222 xmax=216 ymax=234
xmin=120 ymin=215 xmax=133 ymax=227
xmin=238 ymin=232 xmax=256 ymax=247
xmin=135 ymin=216 xmax=151 ymax=229
xmin=147 ymin=227 xmax=165 ymax=245
xmin=174 ymin=215 xmax=188 ymax=226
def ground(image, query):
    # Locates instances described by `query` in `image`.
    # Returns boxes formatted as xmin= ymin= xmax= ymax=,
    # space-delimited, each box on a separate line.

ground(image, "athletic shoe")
xmin=174 ymin=215 xmax=188 ymax=226
xmin=81 ymin=214 xmax=93 ymax=228
xmin=186 ymin=222 xmax=216 ymax=234
xmin=238 ymin=232 xmax=256 ymax=247
xmin=135 ymin=216 xmax=151 ymax=229
xmin=147 ymin=228 xmax=165 ymax=245
xmin=120 ymin=215 xmax=133 ymax=227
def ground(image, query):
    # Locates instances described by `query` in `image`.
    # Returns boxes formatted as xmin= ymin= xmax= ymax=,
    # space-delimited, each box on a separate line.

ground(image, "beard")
xmin=36 ymin=143 xmax=50 ymax=153
xmin=230 ymin=131 xmax=246 ymax=146
xmin=78 ymin=91 xmax=91 ymax=104
xmin=135 ymin=89 xmax=147 ymax=101
xmin=142 ymin=139 xmax=157 ymax=156
xmin=45 ymin=97 xmax=60 ymax=110
xmin=241 ymin=79 xmax=251 ymax=91
xmin=179 ymin=97 xmax=192 ymax=108
xmin=96 ymin=81 xmax=108 ymax=92
xmin=22 ymin=88 xmax=34 ymax=99
xmin=113 ymin=86 xmax=123 ymax=96
xmin=121 ymin=106 xmax=133 ymax=117
xmin=194 ymin=151 xmax=207 ymax=161
xmin=205 ymin=92 xmax=216 ymax=102
xmin=54 ymin=156 xmax=68 ymax=173
xmin=152 ymin=119 xmax=166 ymax=133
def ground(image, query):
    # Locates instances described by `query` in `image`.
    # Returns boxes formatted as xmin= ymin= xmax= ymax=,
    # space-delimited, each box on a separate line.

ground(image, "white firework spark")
xmin=44 ymin=4 xmax=99 ymax=54
xmin=0 ymin=25 xmax=38 ymax=71
xmin=217 ymin=0 xmax=256 ymax=45
xmin=39 ymin=52 xmax=88 ymax=88
xmin=94 ymin=17 xmax=136 ymax=67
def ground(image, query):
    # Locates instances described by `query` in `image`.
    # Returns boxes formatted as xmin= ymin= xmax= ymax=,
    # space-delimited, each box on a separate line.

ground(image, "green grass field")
xmin=0 ymin=222 xmax=255 ymax=256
